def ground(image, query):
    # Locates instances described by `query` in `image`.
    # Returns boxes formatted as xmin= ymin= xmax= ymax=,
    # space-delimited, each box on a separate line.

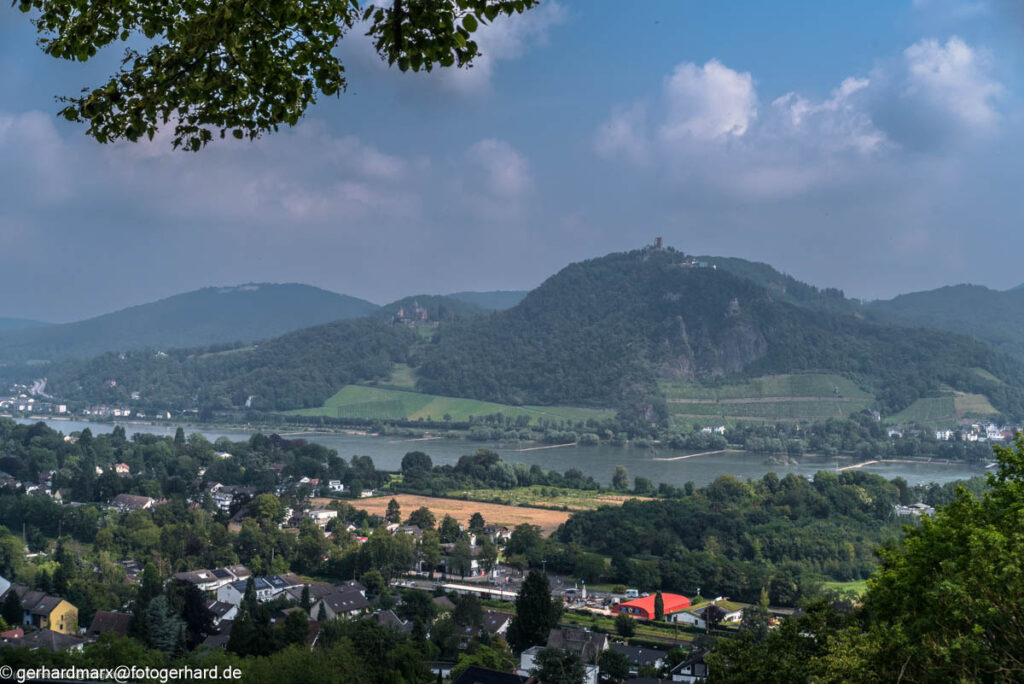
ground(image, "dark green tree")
xmin=406 ymin=507 xmax=436 ymax=530
xmin=654 ymin=591 xmax=664 ymax=621
xmin=385 ymin=498 xmax=402 ymax=524
xmin=532 ymin=647 xmax=586 ymax=684
xmin=2 ymin=590 xmax=22 ymax=627
xmin=469 ymin=512 xmax=486 ymax=534
xmin=612 ymin=466 xmax=630 ymax=492
xmin=599 ymin=649 xmax=631 ymax=683
xmin=615 ymin=612 xmax=635 ymax=638
xmin=507 ymin=570 xmax=561 ymax=652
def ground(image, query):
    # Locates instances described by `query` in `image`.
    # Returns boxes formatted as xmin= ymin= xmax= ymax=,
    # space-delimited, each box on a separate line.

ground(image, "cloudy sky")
xmin=2 ymin=0 xmax=1024 ymax=321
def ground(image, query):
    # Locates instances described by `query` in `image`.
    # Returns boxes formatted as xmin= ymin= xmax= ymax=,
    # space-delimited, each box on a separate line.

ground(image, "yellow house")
xmin=8 ymin=587 xmax=79 ymax=634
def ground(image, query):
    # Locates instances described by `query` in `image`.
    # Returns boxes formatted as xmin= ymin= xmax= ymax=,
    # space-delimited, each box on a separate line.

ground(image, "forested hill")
xmin=416 ymin=248 xmax=1024 ymax=417
xmin=47 ymin=319 xmax=419 ymax=412
xmin=35 ymin=248 xmax=1024 ymax=421
xmin=864 ymin=284 xmax=1024 ymax=360
xmin=0 ymin=284 xmax=379 ymax=365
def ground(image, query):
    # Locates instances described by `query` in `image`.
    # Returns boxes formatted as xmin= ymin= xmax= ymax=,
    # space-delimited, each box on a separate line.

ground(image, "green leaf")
xmin=462 ymin=14 xmax=478 ymax=32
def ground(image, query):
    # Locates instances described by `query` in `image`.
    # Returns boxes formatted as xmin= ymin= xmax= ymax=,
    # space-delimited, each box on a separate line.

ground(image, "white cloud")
xmin=432 ymin=2 xmax=568 ymax=93
xmin=341 ymin=2 xmax=567 ymax=95
xmin=903 ymin=36 xmax=1002 ymax=130
xmin=659 ymin=60 xmax=757 ymax=141
xmin=467 ymin=138 xmax=532 ymax=197
xmin=595 ymin=36 xmax=1006 ymax=201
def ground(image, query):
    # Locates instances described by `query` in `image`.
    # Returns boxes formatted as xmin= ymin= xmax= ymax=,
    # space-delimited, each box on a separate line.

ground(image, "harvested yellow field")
xmin=346 ymin=494 xmax=574 ymax=535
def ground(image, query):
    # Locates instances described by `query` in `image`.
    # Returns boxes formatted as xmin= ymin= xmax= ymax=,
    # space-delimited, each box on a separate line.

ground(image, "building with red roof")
xmin=612 ymin=593 xmax=690 ymax=620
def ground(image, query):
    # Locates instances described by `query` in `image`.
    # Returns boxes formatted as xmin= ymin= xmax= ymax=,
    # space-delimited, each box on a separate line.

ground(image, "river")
xmin=16 ymin=418 xmax=985 ymax=487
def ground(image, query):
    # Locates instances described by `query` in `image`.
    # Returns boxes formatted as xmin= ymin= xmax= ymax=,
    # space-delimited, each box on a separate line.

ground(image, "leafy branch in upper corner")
xmin=14 ymin=0 xmax=538 ymax=150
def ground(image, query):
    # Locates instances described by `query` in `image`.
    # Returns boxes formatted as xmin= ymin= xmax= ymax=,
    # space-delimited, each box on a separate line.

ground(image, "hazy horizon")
xmin=4 ymin=0 xmax=1024 ymax=321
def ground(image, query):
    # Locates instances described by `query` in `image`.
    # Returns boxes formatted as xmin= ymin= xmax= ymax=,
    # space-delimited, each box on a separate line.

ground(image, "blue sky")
xmin=2 ymin=0 xmax=1023 ymax=321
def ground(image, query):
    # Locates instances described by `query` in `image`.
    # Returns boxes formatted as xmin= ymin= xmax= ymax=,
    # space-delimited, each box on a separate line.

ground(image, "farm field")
xmin=346 ymin=494 xmax=574 ymax=534
xmin=660 ymin=373 xmax=874 ymax=424
xmin=287 ymin=384 xmax=614 ymax=424
xmin=888 ymin=392 xmax=997 ymax=427
xmin=445 ymin=486 xmax=653 ymax=511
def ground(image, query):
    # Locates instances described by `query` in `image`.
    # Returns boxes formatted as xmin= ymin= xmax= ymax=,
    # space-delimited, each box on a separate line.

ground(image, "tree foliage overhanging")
xmin=15 ymin=0 xmax=538 ymax=150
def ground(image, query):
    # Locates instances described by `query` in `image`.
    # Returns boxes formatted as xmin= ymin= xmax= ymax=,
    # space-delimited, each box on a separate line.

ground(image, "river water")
xmin=17 ymin=418 xmax=985 ymax=487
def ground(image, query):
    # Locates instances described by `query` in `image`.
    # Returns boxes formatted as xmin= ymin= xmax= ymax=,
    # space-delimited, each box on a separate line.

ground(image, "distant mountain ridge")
xmin=32 ymin=247 xmax=1024 ymax=423
xmin=0 ymin=283 xmax=379 ymax=365
xmin=864 ymin=284 xmax=1024 ymax=360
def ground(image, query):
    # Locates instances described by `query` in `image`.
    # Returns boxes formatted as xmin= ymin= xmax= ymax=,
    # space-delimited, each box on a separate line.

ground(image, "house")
xmin=482 ymin=525 xmax=512 ymax=543
xmin=265 ymin=573 xmax=305 ymax=594
xmin=206 ymin=600 xmax=238 ymax=626
xmin=217 ymin=578 xmax=278 ymax=605
xmin=310 ymin=584 xmax=370 ymax=620
xmin=440 ymin=543 xmax=482 ymax=576
xmin=2 ymin=628 xmax=84 ymax=652
xmin=114 ymin=463 xmax=130 ymax=475
xmin=895 ymin=502 xmax=935 ymax=517
xmin=304 ymin=508 xmax=338 ymax=528
xmin=207 ymin=484 xmax=256 ymax=513
xmin=671 ymin=603 xmax=738 ymax=629
xmin=481 ymin=610 xmax=513 ymax=636
xmin=373 ymin=609 xmax=411 ymax=633
xmin=395 ymin=524 xmax=425 ymax=540
xmin=109 ymin=493 xmax=156 ymax=512
xmin=201 ymin=620 xmax=233 ymax=649
xmin=0 ymin=575 xmax=10 ymax=598
xmin=173 ymin=569 xmax=228 ymax=592
xmin=545 ymin=626 xmax=609 ymax=663
xmin=614 ymin=593 xmax=691 ymax=621
xmin=609 ymin=643 xmax=667 ymax=675
xmin=86 ymin=611 xmax=133 ymax=640
xmin=2 ymin=586 xmax=78 ymax=634
xmin=214 ymin=452 xmax=232 ymax=459
xmin=327 ymin=480 xmax=344 ymax=493
xmin=670 ymin=650 xmax=708 ymax=682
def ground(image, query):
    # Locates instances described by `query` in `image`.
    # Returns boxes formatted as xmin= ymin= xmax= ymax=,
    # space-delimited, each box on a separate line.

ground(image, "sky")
xmin=2 ymin=0 xmax=1024 ymax=322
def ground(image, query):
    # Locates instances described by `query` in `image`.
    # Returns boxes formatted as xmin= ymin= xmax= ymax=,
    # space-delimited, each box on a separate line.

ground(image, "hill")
xmin=416 ymin=247 xmax=1024 ymax=420
xmin=47 ymin=318 xmax=419 ymax=412
xmin=0 ymin=283 xmax=379 ymax=365
xmin=864 ymin=284 xmax=1024 ymax=360
xmin=446 ymin=290 xmax=528 ymax=310
xmin=0 ymin=318 xmax=49 ymax=332
xmin=37 ymin=247 xmax=1024 ymax=425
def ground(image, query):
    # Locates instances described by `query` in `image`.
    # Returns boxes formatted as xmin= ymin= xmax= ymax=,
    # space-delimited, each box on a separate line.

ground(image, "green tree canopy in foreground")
xmin=708 ymin=435 xmax=1024 ymax=682
xmin=15 ymin=0 xmax=538 ymax=150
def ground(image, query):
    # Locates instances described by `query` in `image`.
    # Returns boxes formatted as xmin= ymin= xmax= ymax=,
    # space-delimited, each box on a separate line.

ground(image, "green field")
xmin=821 ymin=579 xmax=869 ymax=597
xmin=660 ymin=373 xmax=874 ymax=424
xmin=446 ymin=486 xmax=648 ymax=510
xmin=889 ymin=392 xmax=998 ymax=427
xmin=288 ymin=385 xmax=615 ymax=424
